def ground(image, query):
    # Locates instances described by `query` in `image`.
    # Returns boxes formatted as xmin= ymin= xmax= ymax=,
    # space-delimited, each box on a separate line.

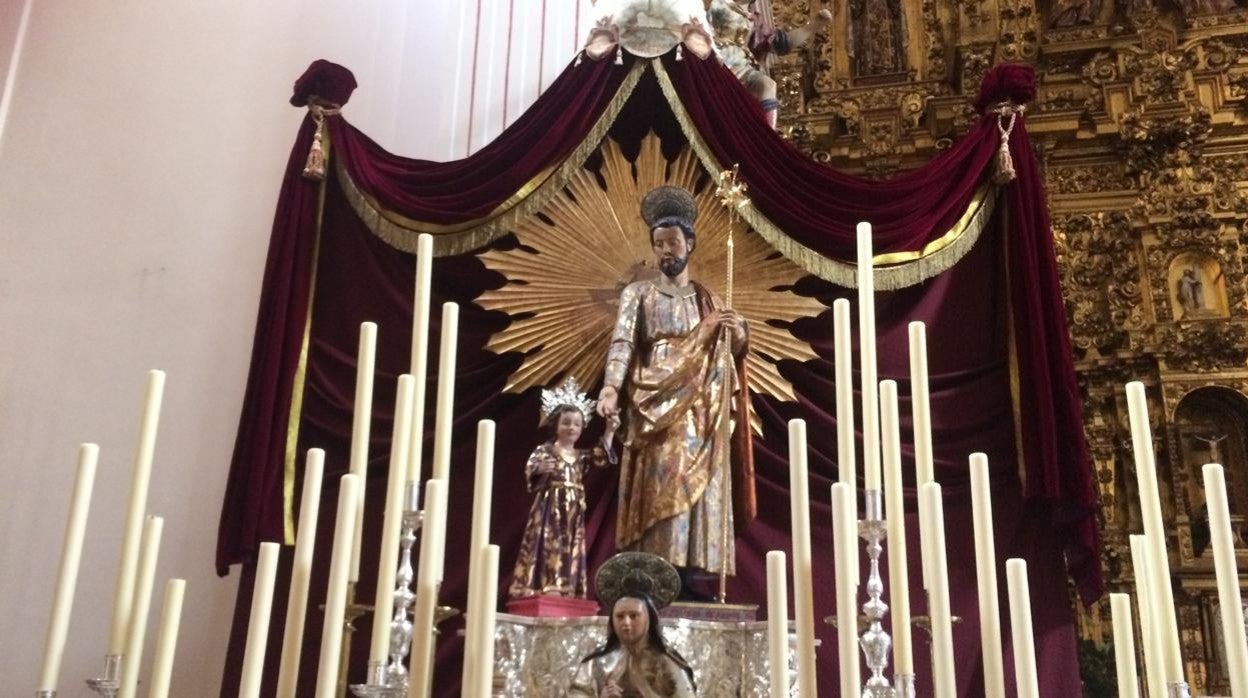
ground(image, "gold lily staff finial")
xmin=715 ymin=164 xmax=748 ymax=309
xmin=715 ymin=163 xmax=750 ymax=216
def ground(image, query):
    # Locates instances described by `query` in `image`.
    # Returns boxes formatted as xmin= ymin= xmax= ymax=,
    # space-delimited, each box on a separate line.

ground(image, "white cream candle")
xmin=239 ymin=541 xmax=281 ymax=698
xmin=473 ymin=544 xmax=501 ymax=698
xmin=909 ymin=321 xmax=935 ymax=593
xmin=787 ymin=419 xmax=818 ymax=695
xmin=275 ymin=449 xmax=324 ymax=698
xmin=920 ymin=482 xmax=956 ymax=698
xmin=1203 ymin=463 xmax=1248 ymax=696
xmin=1125 ymin=382 xmax=1184 ymax=684
xmin=108 ymin=369 xmax=165 ymax=656
xmin=369 ymin=375 xmax=416 ymax=665
xmin=37 ymin=443 xmax=98 ymax=692
xmin=831 ymin=482 xmax=860 ymax=696
xmin=833 ymin=298 xmax=859 ymax=580
xmin=431 ymin=302 xmax=459 ymax=484
xmin=409 ymin=479 xmax=448 ymax=697
xmin=315 ymin=474 xmax=360 ymax=698
xmin=879 ymin=381 xmax=914 ymax=674
xmin=969 ymin=452 xmax=1006 ymax=698
xmin=119 ymin=515 xmax=165 ymax=698
xmin=461 ymin=420 xmax=497 ymax=697
xmin=1129 ymin=534 xmax=1165 ymax=698
xmin=1006 ymin=559 xmax=1040 ymax=698
xmin=1110 ymin=593 xmax=1141 ymax=698
xmin=146 ymin=578 xmax=185 ymax=698
xmin=407 ymin=233 xmax=434 ymax=502
xmin=856 ymin=223 xmax=882 ymax=493
xmin=348 ymin=321 xmax=378 ymax=583
xmin=766 ymin=550 xmax=790 ymax=698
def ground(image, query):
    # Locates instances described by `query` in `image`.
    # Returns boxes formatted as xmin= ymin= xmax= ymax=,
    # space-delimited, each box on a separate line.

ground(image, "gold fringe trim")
xmin=282 ymin=152 xmax=329 ymax=545
xmin=652 ymin=57 xmax=1000 ymax=290
xmin=338 ymin=60 xmax=648 ymax=257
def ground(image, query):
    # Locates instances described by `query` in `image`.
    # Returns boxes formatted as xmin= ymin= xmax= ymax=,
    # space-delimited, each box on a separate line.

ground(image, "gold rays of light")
xmin=475 ymin=132 xmax=826 ymax=417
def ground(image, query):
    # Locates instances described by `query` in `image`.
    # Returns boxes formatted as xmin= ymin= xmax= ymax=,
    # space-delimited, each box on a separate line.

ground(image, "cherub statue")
xmin=705 ymin=0 xmax=833 ymax=127
xmin=508 ymin=377 xmax=620 ymax=599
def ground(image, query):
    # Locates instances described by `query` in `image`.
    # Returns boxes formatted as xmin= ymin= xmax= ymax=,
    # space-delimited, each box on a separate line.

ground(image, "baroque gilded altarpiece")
xmin=765 ymin=0 xmax=1248 ymax=691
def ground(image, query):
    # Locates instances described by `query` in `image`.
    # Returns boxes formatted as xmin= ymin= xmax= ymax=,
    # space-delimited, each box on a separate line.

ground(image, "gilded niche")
xmin=768 ymin=0 xmax=1248 ymax=688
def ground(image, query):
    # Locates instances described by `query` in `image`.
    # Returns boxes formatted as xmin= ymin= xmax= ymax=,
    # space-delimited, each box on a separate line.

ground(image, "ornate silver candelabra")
xmin=350 ymin=483 xmax=423 ymax=698
xmin=859 ymin=489 xmax=894 ymax=698
xmin=85 ymin=654 xmax=121 ymax=698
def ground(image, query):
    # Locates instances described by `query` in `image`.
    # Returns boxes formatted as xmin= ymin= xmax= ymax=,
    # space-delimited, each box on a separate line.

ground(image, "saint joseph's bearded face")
xmin=651 ymin=224 xmax=693 ymax=278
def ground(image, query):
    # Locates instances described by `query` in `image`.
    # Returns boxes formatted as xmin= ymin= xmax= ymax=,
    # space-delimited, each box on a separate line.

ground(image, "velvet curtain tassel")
xmin=302 ymin=102 xmax=342 ymax=181
xmin=992 ymin=102 xmax=1024 ymax=185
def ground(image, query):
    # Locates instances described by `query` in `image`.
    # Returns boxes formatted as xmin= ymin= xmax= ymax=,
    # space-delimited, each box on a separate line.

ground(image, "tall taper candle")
xmin=921 ymin=482 xmax=957 ymax=698
xmin=766 ymin=550 xmax=790 ymax=698
xmin=431 ymin=302 xmax=458 ymax=484
xmin=788 ymin=419 xmax=818 ymax=696
xmin=880 ymin=381 xmax=914 ymax=674
xmin=473 ymin=544 xmax=501 ymax=698
xmin=348 ymin=321 xmax=378 ymax=583
xmin=315 ymin=474 xmax=360 ymax=698
xmin=108 ymin=369 xmax=165 ymax=655
xmin=146 ymin=579 xmax=185 ymax=698
xmin=461 ymin=420 xmax=497 ymax=697
xmin=369 ymin=376 xmax=416 ymax=665
xmin=969 ymin=453 xmax=1006 ymax=698
xmin=856 ymin=223 xmax=882 ymax=492
xmin=831 ymin=482 xmax=861 ymax=696
xmin=1006 ymin=559 xmax=1039 ymax=698
xmin=1125 ymin=382 xmax=1183 ymax=683
xmin=37 ymin=443 xmax=98 ymax=692
xmin=1110 ymin=593 xmax=1141 ymax=698
xmin=1203 ymin=463 xmax=1248 ymax=696
xmin=409 ymin=479 xmax=449 ymax=697
xmin=119 ymin=515 xmax=165 ymax=698
xmin=1130 ymin=534 xmax=1165 ymax=698
xmin=910 ymin=321 xmax=935 ymax=592
xmin=276 ymin=449 xmax=325 ymax=698
xmin=407 ymin=233 xmax=433 ymax=500
xmin=239 ymin=542 xmax=281 ymax=698
xmin=833 ymin=298 xmax=859 ymax=580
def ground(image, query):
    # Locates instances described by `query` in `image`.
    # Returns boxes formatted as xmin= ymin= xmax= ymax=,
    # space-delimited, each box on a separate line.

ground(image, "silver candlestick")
xmin=85 ymin=654 xmax=121 ymax=698
xmin=350 ymin=482 xmax=423 ymax=698
xmin=893 ymin=673 xmax=916 ymax=698
xmin=1167 ymin=682 xmax=1191 ymax=698
xmin=859 ymin=489 xmax=894 ymax=698
xmin=36 ymin=691 xmax=55 ymax=698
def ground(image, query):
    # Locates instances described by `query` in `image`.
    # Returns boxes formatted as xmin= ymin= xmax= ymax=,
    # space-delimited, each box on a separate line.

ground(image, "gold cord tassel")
xmin=302 ymin=103 xmax=341 ymax=181
xmin=992 ymin=103 xmax=1022 ymax=185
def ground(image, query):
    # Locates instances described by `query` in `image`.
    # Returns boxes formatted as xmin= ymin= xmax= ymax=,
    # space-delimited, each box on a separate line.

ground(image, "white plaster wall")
xmin=0 ymin=1 xmax=584 ymax=694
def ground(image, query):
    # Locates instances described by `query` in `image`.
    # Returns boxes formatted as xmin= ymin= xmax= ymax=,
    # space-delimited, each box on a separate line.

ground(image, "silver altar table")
xmin=492 ymin=612 xmax=799 ymax=696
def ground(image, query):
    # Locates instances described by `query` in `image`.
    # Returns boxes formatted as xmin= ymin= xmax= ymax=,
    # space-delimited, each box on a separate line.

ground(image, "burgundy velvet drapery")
xmin=217 ymin=55 xmax=1100 ymax=697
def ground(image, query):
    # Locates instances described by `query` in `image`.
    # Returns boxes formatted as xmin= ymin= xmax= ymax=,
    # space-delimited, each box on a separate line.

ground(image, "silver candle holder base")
xmin=85 ymin=653 xmax=121 ymax=698
xmin=35 ymin=691 xmax=55 ymax=698
xmin=1167 ymin=681 xmax=1191 ymax=698
xmin=893 ymin=673 xmax=916 ymax=698
xmin=349 ymin=661 xmax=405 ymax=698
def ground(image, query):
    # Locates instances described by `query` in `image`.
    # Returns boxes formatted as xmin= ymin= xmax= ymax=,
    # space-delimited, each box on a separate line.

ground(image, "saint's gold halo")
xmin=475 ymin=132 xmax=826 ymax=429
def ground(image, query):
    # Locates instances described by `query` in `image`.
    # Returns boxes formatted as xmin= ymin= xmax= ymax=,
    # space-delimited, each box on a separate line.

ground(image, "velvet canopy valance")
xmin=217 ymin=51 xmax=1100 ymax=697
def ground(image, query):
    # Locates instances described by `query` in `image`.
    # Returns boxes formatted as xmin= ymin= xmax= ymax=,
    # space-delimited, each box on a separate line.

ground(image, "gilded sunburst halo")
xmin=474 ymin=132 xmax=826 ymax=425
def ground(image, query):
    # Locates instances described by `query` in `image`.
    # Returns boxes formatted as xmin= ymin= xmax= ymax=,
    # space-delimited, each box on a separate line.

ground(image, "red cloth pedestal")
xmin=506 ymin=594 xmax=601 ymax=618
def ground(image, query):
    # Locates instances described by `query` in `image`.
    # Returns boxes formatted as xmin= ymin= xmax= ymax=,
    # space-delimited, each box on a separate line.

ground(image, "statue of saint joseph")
xmin=596 ymin=185 xmax=754 ymax=588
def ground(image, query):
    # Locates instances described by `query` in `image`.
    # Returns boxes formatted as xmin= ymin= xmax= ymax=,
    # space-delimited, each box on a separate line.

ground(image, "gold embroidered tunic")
xmin=509 ymin=442 xmax=613 ymax=598
xmin=604 ymin=278 xmax=738 ymax=575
